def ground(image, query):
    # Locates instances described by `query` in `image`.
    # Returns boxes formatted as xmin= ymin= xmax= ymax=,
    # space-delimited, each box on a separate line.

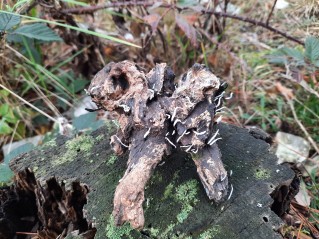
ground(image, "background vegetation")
xmin=0 ymin=0 xmax=318 ymax=238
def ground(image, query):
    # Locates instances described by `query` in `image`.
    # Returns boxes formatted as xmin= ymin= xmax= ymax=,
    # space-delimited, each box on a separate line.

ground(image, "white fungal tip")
xmin=119 ymin=104 xmax=130 ymax=112
xmin=208 ymin=129 xmax=220 ymax=144
xmin=174 ymin=119 xmax=181 ymax=126
xmin=225 ymin=92 xmax=233 ymax=100
xmin=191 ymin=147 xmax=198 ymax=154
xmin=165 ymin=137 xmax=177 ymax=148
xmin=144 ymin=128 xmax=151 ymax=139
xmin=216 ymin=106 xmax=226 ymax=112
xmin=114 ymin=135 xmax=129 ymax=148
xmin=220 ymin=173 xmax=227 ymax=182
xmin=209 ymin=137 xmax=222 ymax=145
xmin=193 ymin=130 xmax=206 ymax=136
xmin=227 ymin=184 xmax=234 ymax=201
xmin=216 ymin=115 xmax=223 ymax=124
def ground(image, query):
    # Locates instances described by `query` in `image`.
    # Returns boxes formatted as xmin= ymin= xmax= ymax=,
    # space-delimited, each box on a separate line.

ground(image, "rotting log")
xmin=2 ymin=122 xmax=297 ymax=239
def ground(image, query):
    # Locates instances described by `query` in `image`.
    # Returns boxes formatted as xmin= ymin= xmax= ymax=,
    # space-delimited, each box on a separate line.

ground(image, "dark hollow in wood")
xmin=0 ymin=169 xmax=96 ymax=239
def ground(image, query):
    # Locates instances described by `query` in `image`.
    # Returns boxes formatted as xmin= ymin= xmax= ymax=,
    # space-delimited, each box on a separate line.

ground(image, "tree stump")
xmin=3 ymin=122 xmax=296 ymax=239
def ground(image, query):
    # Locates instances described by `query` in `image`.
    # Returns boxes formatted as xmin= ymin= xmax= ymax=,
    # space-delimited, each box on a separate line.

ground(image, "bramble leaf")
xmin=0 ymin=12 xmax=20 ymax=31
xmin=13 ymin=23 xmax=62 ymax=42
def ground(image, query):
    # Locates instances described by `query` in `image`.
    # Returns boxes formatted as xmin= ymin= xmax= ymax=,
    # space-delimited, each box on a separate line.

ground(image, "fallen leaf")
xmin=183 ymin=13 xmax=200 ymax=25
xmin=295 ymin=180 xmax=311 ymax=207
xmin=175 ymin=13 xmax=198 ymax=47
xmin=275 ymin=82 xmax=294 ymax=100
xmin=143 ymin=14 xmax=161 ymax=33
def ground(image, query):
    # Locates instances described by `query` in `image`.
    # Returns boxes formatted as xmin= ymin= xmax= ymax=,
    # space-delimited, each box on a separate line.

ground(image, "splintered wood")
xmin=88 ymin=61 xmax=229 ymax=229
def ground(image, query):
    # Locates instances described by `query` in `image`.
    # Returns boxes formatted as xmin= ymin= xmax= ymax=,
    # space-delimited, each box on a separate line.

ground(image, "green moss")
xmin=96 ymin=134 xmax=104 ymax=141
xmin=149 ymin=227 xmax=160 ymax=237
xmin=51 ymin=135 xmax=94 ymax=166
xmin=162 ymin=223 xmax=176 ymax=236
xmin=106 ymin=154 xmax=117 ymax=166
xmin=254 ymin=168 xmax=271 ymax=179
xmin=163 ymin=183 xmax=174 ymax=199
xmin=199 ymin=226 xmax=221 ymax=239
xmin=105 ymin=215 xmax=134 ymax=239
xmin=106 ymin=120 xmax=119 ymax=132
xmin=191 ymin=153 xmax=200 ymax=161
xmin=42 ymin=139 xmax=57 ymax=148
xmin=174 ymin=179 xmax=199 ymax=223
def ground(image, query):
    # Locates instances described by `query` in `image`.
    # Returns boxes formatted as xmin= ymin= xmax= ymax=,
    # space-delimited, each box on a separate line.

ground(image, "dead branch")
xmin=60 ymin=1 xmax=304 ymax=46
xmin=266 ymin=0 xmax=278 ymax=25
xmin=88 ymin=61 xmax=229 ymax=229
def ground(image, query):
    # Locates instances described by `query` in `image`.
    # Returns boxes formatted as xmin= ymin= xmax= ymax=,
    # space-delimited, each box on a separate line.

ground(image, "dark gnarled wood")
xmin=88 ymin=61 xmax=230 ymax=228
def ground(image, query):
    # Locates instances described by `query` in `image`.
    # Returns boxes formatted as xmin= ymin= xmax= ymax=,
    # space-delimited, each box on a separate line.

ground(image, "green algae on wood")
xmin=51 ymin=135 xmax=95 ymax=166
xmin=255 ymin=168 xmax=271 ymax=180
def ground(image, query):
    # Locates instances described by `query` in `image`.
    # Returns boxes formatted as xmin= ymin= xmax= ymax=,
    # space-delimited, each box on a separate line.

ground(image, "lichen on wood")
xmin=88 ymin=61 xmax=230 ymax=229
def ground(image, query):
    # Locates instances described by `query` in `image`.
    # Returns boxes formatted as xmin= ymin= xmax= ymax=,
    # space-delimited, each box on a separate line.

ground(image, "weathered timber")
xmin=88 ymin=61 xmax=229 ymax=228
xmin=6 ymin=122 xmax=295 ymax=239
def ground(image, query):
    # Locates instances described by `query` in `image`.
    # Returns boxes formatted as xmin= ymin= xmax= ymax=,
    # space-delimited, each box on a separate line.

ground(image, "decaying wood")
xmin=7 ymin=122 xmax=296 ymax=238
xmin=0 ymin=168 xmax=96 ymax=239
xmin=88 ymin=61 xmax=229 ymax=228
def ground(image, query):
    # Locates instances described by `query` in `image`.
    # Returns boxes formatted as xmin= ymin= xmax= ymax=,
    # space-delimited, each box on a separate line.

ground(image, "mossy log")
xmin=5 ymin=123 xmax=296 ymax=239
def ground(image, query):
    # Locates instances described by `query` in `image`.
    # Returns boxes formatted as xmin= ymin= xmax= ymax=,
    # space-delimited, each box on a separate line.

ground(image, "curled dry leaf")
xmin=175 ymin=13 xmax=198 ymax=47
xmin=275 ymin=82 xmax=294 ymax=100
xmin=143 ymin=13 xmax=161 ymax=33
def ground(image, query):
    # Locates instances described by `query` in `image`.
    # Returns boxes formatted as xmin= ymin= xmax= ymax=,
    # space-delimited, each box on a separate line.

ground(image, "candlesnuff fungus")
xmin=88 ymin=61 xmax=229 ymax=229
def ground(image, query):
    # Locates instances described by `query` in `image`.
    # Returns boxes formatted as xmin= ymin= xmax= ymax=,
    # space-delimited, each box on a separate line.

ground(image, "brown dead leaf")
xmin=143 ymin=13 xmax=161 ymax=33
xmin=275 ymin=82 xmax=294 ymax=100
xmin=183 ymin=13 xmax=200 ymax=25
xmin=175 ymin=13 xmax=198 ymax=47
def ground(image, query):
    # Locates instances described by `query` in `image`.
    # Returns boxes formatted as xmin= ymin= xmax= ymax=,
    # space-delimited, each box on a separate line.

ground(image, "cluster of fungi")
xmin=88 ymin=61 xmax=232 ymax=229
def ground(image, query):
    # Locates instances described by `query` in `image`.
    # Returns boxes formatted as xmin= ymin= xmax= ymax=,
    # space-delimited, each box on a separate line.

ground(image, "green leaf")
xmin=73 ymin=112 xmax=106 ymax=132
xmin=0 ymin=163 xmax=14 ymax=184
xmin=70 ymin=78 xmax=88 ymax=93
xmin=0 ymin=119 xmax=13 ymax=135
xmin=13 ymin=23 xmax=62 ymax=42
xmin=305 ymin=36 xmax=319 ymax=63
xmin=4 ymin=143 xmax=34 ymax=163
xmin=282 ymin=47 xmax=304 ymax=62
xmin=0 ymin=104 xmax=9 ymax=116
xmin=0 ymin=10 xmax=141 ymax=48
xmin=0 ymin=12 xmax=20 ymax=31
xmin=0 ymin=143 xmax=34 ymax=184
xmin=0 ymin=89 xmax=10 ymax=96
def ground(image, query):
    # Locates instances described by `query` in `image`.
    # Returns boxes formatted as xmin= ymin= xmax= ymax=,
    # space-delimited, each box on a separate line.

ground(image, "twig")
xmin=222 ymin=0 xmax=229 ymax=29
xmin=266 ymin=0 xmax=277 ymax=25
xmin=61 ymin=1 xmax=304 ymax=46
xmin=204 ymin=9 xmax=303 ymax=45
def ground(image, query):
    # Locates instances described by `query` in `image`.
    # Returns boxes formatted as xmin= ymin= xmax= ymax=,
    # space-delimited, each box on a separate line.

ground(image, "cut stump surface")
xmin=8 ymin=123 xmax=294 ymax=238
